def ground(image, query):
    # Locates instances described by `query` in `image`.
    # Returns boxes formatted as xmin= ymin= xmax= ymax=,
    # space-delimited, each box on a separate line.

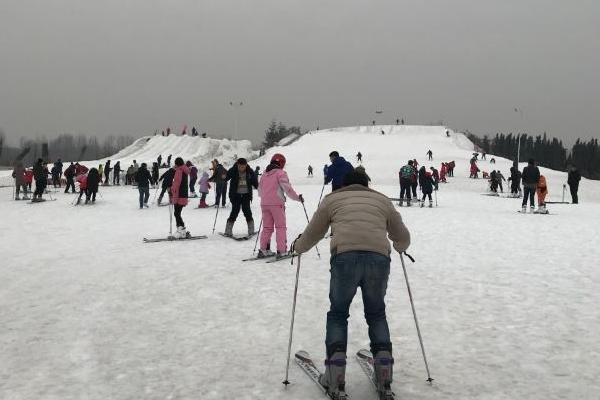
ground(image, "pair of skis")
xmin=295 ymin=350 xmax=394 ymax=399
xmin=142 ymin=235 xmax=207 ymax=243
xmin=219 ymin=232 xmax=257 ymax=241
xmin=242 ymin=253 xmax=295 ymax=263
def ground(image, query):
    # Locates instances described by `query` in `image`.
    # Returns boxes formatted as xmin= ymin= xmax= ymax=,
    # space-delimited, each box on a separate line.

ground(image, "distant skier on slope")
xmin=291 ymin=169 xmax=411 ymax=400
xmin=356 ymin=152 xmax=362 ymax=163
xmin=257 ymin=153 xmax=303 ymax=258
xmin=171 ymin=157 xmax=191 ymax=238
xmin=426 ymin=149 xmax=433 ymax=160
xmin=324 ymin=151 xmax=354 ymax=192
xmin=307 ymin=165 xmax=313 ymax=176
xmin=104 ymin=160 xmax=112 ymax=185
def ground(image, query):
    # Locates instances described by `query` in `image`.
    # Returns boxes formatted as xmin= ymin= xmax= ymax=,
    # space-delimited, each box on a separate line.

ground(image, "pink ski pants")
xmin=260 ymin=205 xmax=287 ymax=253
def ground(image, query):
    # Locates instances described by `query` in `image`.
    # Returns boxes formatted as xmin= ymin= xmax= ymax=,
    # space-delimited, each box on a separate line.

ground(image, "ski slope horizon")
xmin=1 ymin=125 xmax=599 ymax=400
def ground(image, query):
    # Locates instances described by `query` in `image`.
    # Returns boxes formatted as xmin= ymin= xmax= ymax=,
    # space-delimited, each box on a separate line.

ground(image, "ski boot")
xmin=374 ymin=350 xmax=395 ymax=400
xmin=223 ymin=220 xmax=234 ymax=237
xmin=398 ymin=200 xmax=403 ymax=207
xmin=429 ymin=200 xmax=433 ymax=208
xmin=257 ymin=249 xmax=274 ymax=259
xmin=521 ymin=205 xmax=527 ymax=213
xmin=420 ymin=201 xmax=424 ymax=208
xmin=530 ymin=206 xmax=535 ymax=213
xmin=247 ymin=219 xmax=255 ymax=236
xmin=319 ymin=349 xmax=347 ymax=400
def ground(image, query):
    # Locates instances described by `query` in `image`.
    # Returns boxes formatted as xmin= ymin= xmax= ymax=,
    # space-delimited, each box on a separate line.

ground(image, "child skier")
xmin=197 ymin=170 xmax=211 ymax=208
xmin=536 ymin=175 xmax=549 ymax=213
xmin=171 ymin=157 xmax=191 ymax=238
xmin=257 ymin=153 xmax=303 ymax=258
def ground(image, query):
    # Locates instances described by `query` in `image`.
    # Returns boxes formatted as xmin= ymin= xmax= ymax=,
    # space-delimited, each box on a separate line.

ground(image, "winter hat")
xmin=329 ymin=151 xmax=339 ymax=158
xmin=175 ymin=157 xmax=184 ymax=166
xmin=343 ymin=170 xmax=369 ymax=187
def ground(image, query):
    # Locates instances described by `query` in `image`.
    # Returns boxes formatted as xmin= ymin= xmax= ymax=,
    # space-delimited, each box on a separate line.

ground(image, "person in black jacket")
xmin=157 ymin=167 xmax=175 ymax=205
xmin=567 ymin=166 xmax=581 ymax=204
xmin=64 ymin=162 xmax=76 ymax=193
xmin=32 ymin=158 xmax=47 ymax=201
xmin=521 ymin=158 xmax=540 ymax=210
xmin=418 ymin=166 xmax=435 ymax=207
xmin=86 ymin=168 xmax=100 ymax=203
xmin=104 ymin=160 xmax=112 ymax=185
xmin=508 ymin=162 xmax=522 ymax=197
xmin=136 ymin=163 xmax=153 ymax=209
xmin=223 ymin=158 xmax=258 ymax=237
xmin=151 ymin=162 xmax=160 ymax=187
xmin=113 ymin=161 xmax=122 ymax=185
xmin=209 ymin=159 xmax=228 ymax=207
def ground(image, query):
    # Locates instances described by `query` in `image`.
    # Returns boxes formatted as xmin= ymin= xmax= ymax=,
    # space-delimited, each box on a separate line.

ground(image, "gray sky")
xmin=1 ymin=0 xmax=599 ymax=147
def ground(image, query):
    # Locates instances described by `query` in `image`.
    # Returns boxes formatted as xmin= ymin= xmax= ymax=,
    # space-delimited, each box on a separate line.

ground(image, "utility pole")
xmin=514 ymin=108 xmax=524 ymax=163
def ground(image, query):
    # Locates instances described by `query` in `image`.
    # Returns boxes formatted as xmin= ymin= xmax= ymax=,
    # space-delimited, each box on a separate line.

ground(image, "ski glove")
xmin=299 ymin=194 xmax=304 ymax=203
xmin=290 ymin=234 xmax=302 ymax=254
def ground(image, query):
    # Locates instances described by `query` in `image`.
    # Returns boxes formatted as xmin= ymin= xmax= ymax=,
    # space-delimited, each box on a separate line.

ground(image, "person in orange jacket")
xmin=536 ymin=175 xmax=549 ymax=213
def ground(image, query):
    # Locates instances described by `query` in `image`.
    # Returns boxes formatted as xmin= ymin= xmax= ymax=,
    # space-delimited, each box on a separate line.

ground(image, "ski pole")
xmin=212 ymin=205 xmax=220 ymax=234
xmin=300 ymin=201 xmax=320 ymax=259
xmin=562 ymin=184 xmax=566 ymax=203
xmin=434 ymin=188 xmax=438 ymax=207
xmin=169 ymin=202 xmax=173 ymax=235
xmin=252 ymin=219 xmax=263 ymax=254
xmin=283 ymin=254 xmax=302 ymax=386
xmin=400 ymin=252 xmax=433 ymax=383
xmin=317 ymin=183 xmax=326 ymax=206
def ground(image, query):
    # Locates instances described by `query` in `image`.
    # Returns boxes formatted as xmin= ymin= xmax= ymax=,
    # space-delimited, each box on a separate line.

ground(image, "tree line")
xmin=467 ymin=132 xmax=600 ymax=180
xmin=0 ymin=133 xmax=135 ymax=167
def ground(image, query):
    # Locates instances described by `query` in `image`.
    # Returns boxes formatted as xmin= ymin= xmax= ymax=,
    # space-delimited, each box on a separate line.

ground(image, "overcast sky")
xmin=1 ymin=0 xmax=599 ymax=147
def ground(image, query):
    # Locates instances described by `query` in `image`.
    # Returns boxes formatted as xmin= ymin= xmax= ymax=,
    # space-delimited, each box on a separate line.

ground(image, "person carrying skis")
xmin=325 ymin=151 xmax=354 ymax=192
xmin=567 ymin=165 xmax=581 ymax=204
xmin=64 ymin=163 xmax=76 ymax=193
xmin=223 ymin=158 xmax=258 ymax=237
xmin=157 ymin=167 xmax=175 ymax=205
xmin=419 ymin=166 xmax=435 ymax=207
xmin=426 ymin=149 xmax=433 ymax=161
xmin=186 ymin=161 xmax=198 ymax=197
xmin=135 ymin=163 xmax=152 ymax=209
xmin=197 ymin=169 xmax=211 ymax=208
xmin=104 ymin=160 xmax=112 ymax=185
xmin=12 ymin=161 xmax=29 ymax=200
xmin=398 ymin=160 xmax=414 ymax=206
xmin=536 ymin=175 xmax=549 ymax=213
xmin=170 ymin=157 xmax=191 ymax=238
xmin=257 ymin=153 xmax=303 ymax=258
xmin=32 ymin=158 xmax=47 ymax=201
xmin=209 ymin=159 xmax=228 ymax=207
xmin=113 ymin=161 xmax=122 ymax=185
xmin=521 ymin=158 xmax=540 ymax=212
xmin=291 ymin=169 xmax=411 ymax=400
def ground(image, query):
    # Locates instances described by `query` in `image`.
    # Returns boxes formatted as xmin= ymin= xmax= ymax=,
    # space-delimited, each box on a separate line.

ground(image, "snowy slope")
xmin=1 ymin=126 xmax=599 ymax=400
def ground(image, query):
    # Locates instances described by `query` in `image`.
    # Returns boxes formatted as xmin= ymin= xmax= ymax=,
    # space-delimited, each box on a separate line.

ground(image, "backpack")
xmin=400 ymin=165 xmax=413 ymax=179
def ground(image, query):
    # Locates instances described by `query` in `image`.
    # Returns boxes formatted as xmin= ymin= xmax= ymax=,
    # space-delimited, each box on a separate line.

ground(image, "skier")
xmin=51 ymin=162 xmax=61 ymax=188
xmin=157 ymin=167 xmax=175 ymax=205
xmin=151 ymin=162 xmax=160 ymax=187
xmin=132 ymin=160 xmax=139 ymax=185
xmin=430 ymin=166 xmax=440 ymax=190
xmin=157 ymin=154 xmax=162 ymax=168
xmin=254 ymin=166 xmax=261 ymax=178
xmin=446 ymin=129 xmax=450 ymax=137
xmin=440 ymin=163 xmax=448 ymax=183
xmin=64 ymin=163 xmax=76 ymax=193
xmin=86 ymin=168 xmax=100 ymax=203
xmin=113 ymin=161 xmax=122 ymax=185
xmin=54 ymin=158 xmax=63 ymax=182
xmin=325 ymin=151 xmax=354 ymax=192
xmin=76 ymin=173 xmax=88 ymax=205
xmin=508 ymin=162 xmax=522 ymax=197
xmin=104 ymin=160 xmax=112 ymax=185
xmin=567 ymin=165 xmax=581 ymax=204
xmin=187 ymin=161 xmax=198 ymax=197
xmin=135 ymin=163 xmax=152 ymax=209
xmin=74 ymin=162 xmax=88 ymax=176
xmin=12 ymin=161 xmax=29 ymax=200
xmin=448 ymin=160 xmax=455 ymax=177
xmin=24 ymin=168 xmax=33 ymax=192
xmin=489 ymin=170 xmax=499 ymax=193
xmin=380 ymin=129 xmax=385 ymax=135
xmin=410 ymin=162 xmax=418 ymax=199
xmin=418 ymin=166 xmax=435 ymax=207
xmin=167 ymin=154 xmax=172 ymax=167
xmin=32 ymin=158 xmax=47 ymax=201
xmin=209 ymin=159 xmax=228 ymax=207
xmin=426 ymin=149 xmax=433 ymax=161
xmin=257 ymin=154 xmax=303 ymax=258
xmin=536 ymin=175 xmax=549 ymax=213
xmin=171 ymin=157 xmax=191 ymax=238
xmin=98 ymin=164 xmax=104 ymax=181
xmin=496 ymin=170 xmax=506 ymax=192
xmin=469 ymin=160 xmax=479 ymax=179
xmin=126 ymin=165 xmax=134 ymax=185
xmin=223 ymin=158 xmax=258 ymax=237
xmin=307 ymin=165 xmax=313 ymax=176
xmin=398 ymin=160 xmax=414 ymax=206
xmin=356 ymin=152 xmax=362 ymax=163
xmin=291 ymin=170 xmax=411 ymax=400
xmin=197 ymin=170 xmax=211 ymax=208
xmin=521 ymin=158 xmax=540 ymax=212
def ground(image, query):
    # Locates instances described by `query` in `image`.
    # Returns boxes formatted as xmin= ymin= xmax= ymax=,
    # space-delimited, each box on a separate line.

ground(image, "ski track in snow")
xmin=1 ymin=126 xmax=599 ymax=400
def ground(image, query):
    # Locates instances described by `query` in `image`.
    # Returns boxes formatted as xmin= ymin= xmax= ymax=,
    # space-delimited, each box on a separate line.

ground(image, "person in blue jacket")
xmin=325 ymin=151 xmax=354 ymax=191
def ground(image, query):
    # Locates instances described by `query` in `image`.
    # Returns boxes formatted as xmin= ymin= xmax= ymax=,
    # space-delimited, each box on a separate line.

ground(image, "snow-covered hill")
xmin=1 ymin=126 xmax=599 ymax=400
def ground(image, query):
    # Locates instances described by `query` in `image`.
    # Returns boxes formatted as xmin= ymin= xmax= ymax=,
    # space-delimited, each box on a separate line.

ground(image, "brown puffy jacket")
xmin=294 ymin=184 xmax=410 ymax=257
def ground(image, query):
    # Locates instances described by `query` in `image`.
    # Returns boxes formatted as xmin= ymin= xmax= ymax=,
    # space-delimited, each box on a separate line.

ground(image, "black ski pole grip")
xmin=403 ymin=252 xmax=415 ymax=263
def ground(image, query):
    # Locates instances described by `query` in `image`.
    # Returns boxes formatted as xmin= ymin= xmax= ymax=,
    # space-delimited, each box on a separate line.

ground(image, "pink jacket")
xmin=259 ymin=168 xmax=300 ymax=206
xmin=171 ymin=165 xmax=190 ymax=206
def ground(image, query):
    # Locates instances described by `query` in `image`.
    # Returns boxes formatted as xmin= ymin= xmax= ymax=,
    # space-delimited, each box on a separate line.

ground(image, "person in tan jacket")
xmin=292 ymin=169 xmax=410 ymax=399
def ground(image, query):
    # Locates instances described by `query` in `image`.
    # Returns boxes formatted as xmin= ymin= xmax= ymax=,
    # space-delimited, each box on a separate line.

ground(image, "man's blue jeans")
xmin=326 ymin=251 xmax=392 ymax=357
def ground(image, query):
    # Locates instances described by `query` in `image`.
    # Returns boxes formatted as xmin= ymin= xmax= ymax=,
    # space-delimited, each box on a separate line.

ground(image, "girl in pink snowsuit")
xmin=258 ymin=153 xmax=303 ymax=257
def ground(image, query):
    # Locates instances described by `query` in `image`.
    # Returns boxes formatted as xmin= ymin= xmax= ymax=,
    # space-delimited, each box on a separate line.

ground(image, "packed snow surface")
xmin=1 ymin=126 xmax=599 ymax=400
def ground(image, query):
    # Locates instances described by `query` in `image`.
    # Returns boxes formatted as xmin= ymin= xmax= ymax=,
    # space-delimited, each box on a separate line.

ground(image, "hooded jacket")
xmin=171 ymin=165 xmax=190 ymax=206
xmin=226 ymin=164 xmax=258 ymax=200
xmin=198 ymin=171 xmax=210 ymax=193
xmin=258 ymin=163 xmax=301 ymax=206
xmin=325 ymin=156 xmax=354 ymax=189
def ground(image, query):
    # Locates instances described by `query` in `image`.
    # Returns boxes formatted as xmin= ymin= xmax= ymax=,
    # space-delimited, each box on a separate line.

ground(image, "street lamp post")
xmin=514 ymin=108 xmax=524 ymax=163
xmin=229 ymin=101 xmax=244 ymax=140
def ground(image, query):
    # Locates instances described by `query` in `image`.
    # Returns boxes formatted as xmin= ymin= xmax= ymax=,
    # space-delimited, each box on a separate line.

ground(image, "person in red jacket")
xmin=76 ymin=173 xmax=88 ymax=205
xmin=75 ymin=163 xmax=89 ymax=176
xmin=440 ymin=163 xmax=448 ymax=183
xmin=170 ymin=157 xmax=191 ymax=238
xmin=24 ymin=169 xmax=34 ymax=191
